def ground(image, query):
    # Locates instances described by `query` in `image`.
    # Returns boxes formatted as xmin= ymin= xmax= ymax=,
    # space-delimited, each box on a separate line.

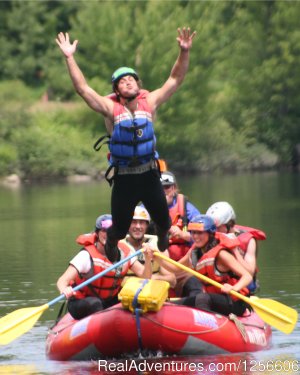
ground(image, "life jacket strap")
xmin=94 ymin=134 xmax=111 ymax=151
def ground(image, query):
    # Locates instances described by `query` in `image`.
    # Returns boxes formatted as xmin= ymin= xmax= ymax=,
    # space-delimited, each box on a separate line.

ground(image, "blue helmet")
xmin=111 ymin=67 xmax=139 ymax=85
xmin=95 ymin=214 xmax=112 ymax=231
xmin=187 ymin=214 xmax=216 ymax=233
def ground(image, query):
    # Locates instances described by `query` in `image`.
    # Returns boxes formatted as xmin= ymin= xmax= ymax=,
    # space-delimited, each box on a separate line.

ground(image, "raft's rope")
xmin=132 ymin=279 xmax=150 ymax=351
xmin=229 ymin=313 xmax=247 ymax=342
xmin=48 ymin=305 xmax=265 ymax=338
xmin=142 ymin=314 xmax=225 ymax=334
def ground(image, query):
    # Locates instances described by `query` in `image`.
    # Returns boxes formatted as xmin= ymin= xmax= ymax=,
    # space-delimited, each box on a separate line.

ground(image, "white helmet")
xmin=133 ymin=206 xmax=150 ymax=222
xmin=206 ymin=201 xmax=236 ymax=227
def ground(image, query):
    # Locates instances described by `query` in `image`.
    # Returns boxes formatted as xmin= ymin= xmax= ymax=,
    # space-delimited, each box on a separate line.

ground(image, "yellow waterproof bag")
xmin=119 ymin=277 xmax=169 ymax=313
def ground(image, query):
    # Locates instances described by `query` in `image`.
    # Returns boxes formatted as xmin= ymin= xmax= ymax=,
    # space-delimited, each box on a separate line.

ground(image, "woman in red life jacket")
xmin=156 ymin=215 xmax=253 ymax=316
xmin=56 ymin=214 xmax=153 ymax=320
xmin=206 ymin=201 xmax=266 ymax=294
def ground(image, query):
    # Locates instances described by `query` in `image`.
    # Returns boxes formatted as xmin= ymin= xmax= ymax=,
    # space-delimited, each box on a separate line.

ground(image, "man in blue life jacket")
xmin=56 ymin=28 xmax=196 ymax=262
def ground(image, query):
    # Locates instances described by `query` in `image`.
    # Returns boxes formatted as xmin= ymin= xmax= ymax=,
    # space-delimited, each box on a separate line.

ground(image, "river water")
xmin=0 ymin=171 xmax=299 ymax=374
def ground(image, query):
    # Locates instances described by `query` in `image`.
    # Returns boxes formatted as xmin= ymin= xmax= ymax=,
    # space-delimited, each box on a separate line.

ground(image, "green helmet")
xmin=111 ymin=67 xmax=139 ymax=84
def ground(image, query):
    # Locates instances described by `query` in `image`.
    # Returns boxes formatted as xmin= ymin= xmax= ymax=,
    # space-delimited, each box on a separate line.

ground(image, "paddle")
xmin=154 ymin=252 xmax=298 ymax=334
xmin=0 ymin=249 xmax=143 ymax=345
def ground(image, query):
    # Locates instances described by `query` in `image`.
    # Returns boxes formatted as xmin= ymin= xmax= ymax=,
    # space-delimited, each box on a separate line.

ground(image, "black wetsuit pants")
xmin=174 ymin=293 xmax=250 ymax=317
xmin=67 ymin=295 xmax=119 ymax=320
xmin=106 ymin=168 xmax=171 ymax=261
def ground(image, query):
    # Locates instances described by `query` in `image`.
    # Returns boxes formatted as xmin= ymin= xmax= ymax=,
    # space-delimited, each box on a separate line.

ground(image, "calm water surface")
xmin=0 ymin=172 xmax=299 ymax=374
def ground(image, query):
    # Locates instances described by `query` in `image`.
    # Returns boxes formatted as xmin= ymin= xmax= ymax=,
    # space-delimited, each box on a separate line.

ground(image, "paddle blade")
xmin=0 ymin=304 xmax=49 ymax=345
xmin=250 ymin=298 xmax=298 ymax=334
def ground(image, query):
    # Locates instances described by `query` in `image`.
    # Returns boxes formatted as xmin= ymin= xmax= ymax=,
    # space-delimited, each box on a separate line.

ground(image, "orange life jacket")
xmin=72 ymin=233 xmax=132 ymax=300
xmin=194 ymin=233 xmax=249 ymax=300
xmin=234 ymin=224 xmax=266 ymax=252
xmin=168 ymin=194 xmax=190 ymax=260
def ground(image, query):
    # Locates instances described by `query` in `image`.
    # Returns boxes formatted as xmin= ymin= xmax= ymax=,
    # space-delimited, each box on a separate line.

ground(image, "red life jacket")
xmin=194 ymin=233 xmax=249 ymax=300
xmin=234 ymin=224 xmax=266 ymax=253
xmin=168 ymin=194 xmax=190 ymax=261
xmin=72 ymin=233 xmax=132 ymax=300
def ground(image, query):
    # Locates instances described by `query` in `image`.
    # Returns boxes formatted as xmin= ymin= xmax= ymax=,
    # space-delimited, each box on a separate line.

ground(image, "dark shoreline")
xmin=1 ymin=164 xmax=299 ymax=189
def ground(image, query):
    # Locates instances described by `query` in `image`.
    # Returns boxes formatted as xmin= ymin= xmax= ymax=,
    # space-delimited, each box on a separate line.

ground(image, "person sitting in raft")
xmin=159 ymin=170 xmax=202 ymax=297
xmin=57 ymin=214 xmax=154 ymax=320
xmin=206 ymin=201 xmax=266 ymax=294
xmin=122 ymin=205 xmax=176 ymax=288
xmin=156 ymin=214 xmax=253 ymax=316
xmin=160 ymin=171 xmax=201 ymax=261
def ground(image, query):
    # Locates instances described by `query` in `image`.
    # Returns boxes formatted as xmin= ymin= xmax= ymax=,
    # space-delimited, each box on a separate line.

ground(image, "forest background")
xmin=1 ymin=0 xmax=300 ymax=180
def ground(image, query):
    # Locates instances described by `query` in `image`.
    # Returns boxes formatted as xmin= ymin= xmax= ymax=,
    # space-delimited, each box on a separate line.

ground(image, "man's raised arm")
xmin=147 ymin=27 xmax=196 ymax=111
xmin=56 ymin=32 xmax=113 ymax=118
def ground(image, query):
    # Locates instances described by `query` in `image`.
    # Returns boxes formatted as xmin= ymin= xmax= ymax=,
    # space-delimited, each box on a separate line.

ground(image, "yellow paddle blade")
xmin=247 ymin=298 xmax=298 ymax=334
xmin=0 ymin=304 xmax=49 ymax=345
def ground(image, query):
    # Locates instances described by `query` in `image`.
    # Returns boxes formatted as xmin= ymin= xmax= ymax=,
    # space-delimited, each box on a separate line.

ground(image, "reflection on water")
xmin=0 ymin=172 xmax=299 ymax=374
xmin=0 ymin=366 xmax=40 ymax=375
xmin=1 ymin=351 xmax=299 ymax=375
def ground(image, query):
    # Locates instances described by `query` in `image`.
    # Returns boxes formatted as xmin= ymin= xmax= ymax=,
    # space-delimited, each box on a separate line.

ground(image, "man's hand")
xmin=142 ymin=242 xmax=156 ymax=261
xmin=61 ymin=286 xmax=76 ymax=299
xmin=176 ymin=27 xmax=196 ymax=51
xmin=56 ymin=32 xmax=78 ymax=58
xmin=169 ymin=225 xmax=183 ymax=238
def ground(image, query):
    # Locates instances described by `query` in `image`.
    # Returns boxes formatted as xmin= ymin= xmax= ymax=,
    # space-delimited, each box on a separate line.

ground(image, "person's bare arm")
xmin=169 ymin=225 xmax=192 ymax=242
xmin=232 ymin=239 xmax=257 ymax=276
xmin=56 ymin=265 xmax=79 ymax=298
xmin=130 ymin=247 xmax=153 ymax=279
xmin=217 ymin=250 xmax=252 ymax=293
xmin=154 ymin=248 xmax=192 ymax=274
xmin=153 ymin=266 xmax=176 ymax=289
xmin=56 ymin=32 xmax=114 ymax=123
xmin=147 ymin=27 xmax=196 ymax=112
xmin=243 ymin=238 xmax=257 ymax=275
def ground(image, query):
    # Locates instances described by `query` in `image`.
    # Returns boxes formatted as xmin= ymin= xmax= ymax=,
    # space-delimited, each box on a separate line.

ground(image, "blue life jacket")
xmin=109 ymin=97 xmax=158 ymax=166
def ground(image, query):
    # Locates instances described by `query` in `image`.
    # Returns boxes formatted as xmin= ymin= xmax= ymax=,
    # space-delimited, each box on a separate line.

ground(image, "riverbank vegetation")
xmin=1 ymin=1 xmax=299 ymax=180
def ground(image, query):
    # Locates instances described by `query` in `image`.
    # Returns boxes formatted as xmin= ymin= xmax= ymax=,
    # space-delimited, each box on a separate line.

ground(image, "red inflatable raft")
xmin=46 ymin=303 xmax=272 ymax=361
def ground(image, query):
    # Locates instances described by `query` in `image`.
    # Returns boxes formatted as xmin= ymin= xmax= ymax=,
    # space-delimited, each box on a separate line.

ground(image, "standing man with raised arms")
xmin=56 ymin=27 xmax=196 ymax=262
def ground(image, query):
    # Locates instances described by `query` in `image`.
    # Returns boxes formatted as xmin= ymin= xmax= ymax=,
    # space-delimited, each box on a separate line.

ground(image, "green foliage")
xmin=0 ymin=0 xmax=82 ymax=85
xmin=0 ymin=0 xmax=300 ymax=178
xmin=251 ymin=2 xmax=300 ymax=161
xmin=11 ymin=110 xmax=107 ymax=180
xmin=0 ymin=143 xmax=18 ymax=176
xmin=0 ymin=80 xmax=42 ymax=103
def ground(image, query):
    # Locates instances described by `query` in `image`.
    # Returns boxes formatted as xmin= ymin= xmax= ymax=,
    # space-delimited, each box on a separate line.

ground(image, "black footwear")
xmin=104 ymin=241 xmax=120 ymax=263
xmin=157 ymin=233 xmax=169 ymax=252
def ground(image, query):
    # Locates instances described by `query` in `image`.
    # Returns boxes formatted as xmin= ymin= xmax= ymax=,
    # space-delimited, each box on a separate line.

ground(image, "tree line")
xmin=1 ymin=0 xmax=300 ymax=179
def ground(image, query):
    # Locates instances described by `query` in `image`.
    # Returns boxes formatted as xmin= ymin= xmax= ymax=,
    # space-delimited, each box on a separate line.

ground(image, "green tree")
xmin=253 ymin=1 xmax=300 ymax=162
